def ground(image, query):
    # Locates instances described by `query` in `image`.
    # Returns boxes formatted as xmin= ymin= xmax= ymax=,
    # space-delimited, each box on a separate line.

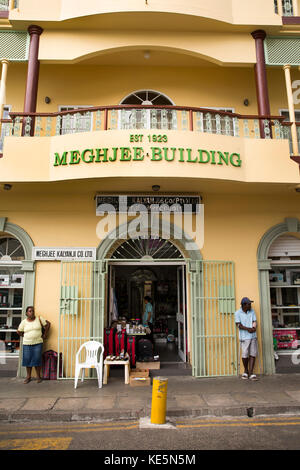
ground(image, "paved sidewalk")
xmin=1 ymin=373 xmax=300 ymax=422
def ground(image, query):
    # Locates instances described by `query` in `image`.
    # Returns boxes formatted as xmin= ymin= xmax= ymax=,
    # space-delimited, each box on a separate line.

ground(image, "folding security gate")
xmin=189 ymin=260 xmax=237 ymax=377
xmin=58 ymin=261 xmax=107 ymax=379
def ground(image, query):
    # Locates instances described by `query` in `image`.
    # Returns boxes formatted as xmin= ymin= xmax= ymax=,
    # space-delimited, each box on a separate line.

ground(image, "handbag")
xmin=39 ymin=316 xmax=46 ymax=337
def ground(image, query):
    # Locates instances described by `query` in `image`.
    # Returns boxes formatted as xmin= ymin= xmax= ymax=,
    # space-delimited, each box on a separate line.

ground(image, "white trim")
xmin=119 ymin=90 xmax=175 ymax=106
xmin=279 ymin=108 xmax=300 ymax=120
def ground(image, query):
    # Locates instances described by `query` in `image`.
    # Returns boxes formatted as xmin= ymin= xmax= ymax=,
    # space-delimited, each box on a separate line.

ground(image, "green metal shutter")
xmin=58 ymin=260 xmax=107 ymax=379
xmin=190 ymin=260 xmax=237 ymax=378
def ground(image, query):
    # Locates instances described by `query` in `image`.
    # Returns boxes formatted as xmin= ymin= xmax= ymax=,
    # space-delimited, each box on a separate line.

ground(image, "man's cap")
xmin=241 ymin=297 xmax=254 ymax=305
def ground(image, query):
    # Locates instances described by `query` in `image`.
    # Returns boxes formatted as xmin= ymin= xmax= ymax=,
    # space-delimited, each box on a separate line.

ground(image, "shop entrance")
xmin=108 ymin=262 xmax=187 ymax=363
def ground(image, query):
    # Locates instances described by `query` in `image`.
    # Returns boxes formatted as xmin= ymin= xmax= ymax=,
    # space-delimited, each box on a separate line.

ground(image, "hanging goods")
xmin=104 ymin=327 xmax=116 ymax=358
xmin=127 ymin=335 xmax=136 ymax=367
xmin=115 ymin=329 xmax=127 ymax=356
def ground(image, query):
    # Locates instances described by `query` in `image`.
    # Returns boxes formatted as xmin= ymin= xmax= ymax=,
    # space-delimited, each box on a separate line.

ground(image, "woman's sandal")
xmin=23 ymin=377 xmax=31 ymax=384
xmin=37 ymin=377 xmax=43 ymax=383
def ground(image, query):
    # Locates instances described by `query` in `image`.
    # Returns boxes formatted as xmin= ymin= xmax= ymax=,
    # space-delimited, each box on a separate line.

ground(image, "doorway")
xmin=108 ymin=263 xmax=187 ymax=363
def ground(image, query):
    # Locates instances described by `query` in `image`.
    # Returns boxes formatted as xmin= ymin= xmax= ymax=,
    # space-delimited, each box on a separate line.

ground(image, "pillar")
xmin=283 ymin=64 xmax=299 ymax=156
xmin=251 ymin=30 xmax=271 ymax=138
xmin=0 ymin=59 xmax=9 ymax=120
xmin=23 ymin=25 xmax=43 ymax=136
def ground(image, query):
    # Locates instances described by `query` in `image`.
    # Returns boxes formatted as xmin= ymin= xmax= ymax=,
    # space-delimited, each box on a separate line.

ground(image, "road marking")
xmin=176 ymin=416 xmax=300 ymax=425
xmin=0 ymin=419 xmax=138 ymax=433
xmin=0 ymin=437 xmax=72 ymax=450
xmin=0 ymin=422 xmax=139 ymax=436
xmin=177 ymin=421 xmax=300 ymax=429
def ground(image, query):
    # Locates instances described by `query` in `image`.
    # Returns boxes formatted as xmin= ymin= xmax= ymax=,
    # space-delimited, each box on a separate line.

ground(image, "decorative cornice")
xmin=21 ymin=260 xmax=35 ymax=272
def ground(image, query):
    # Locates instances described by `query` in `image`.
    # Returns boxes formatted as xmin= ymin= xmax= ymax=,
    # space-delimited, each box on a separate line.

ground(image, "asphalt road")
xmin=0 ymin=415 xmax=300 ymax=453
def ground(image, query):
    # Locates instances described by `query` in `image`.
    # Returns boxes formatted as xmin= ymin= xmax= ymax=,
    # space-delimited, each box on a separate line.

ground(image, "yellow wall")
xmin=5 ymin=64 xmax=299 ymax=118
xmin=2 ymin=186 xmax=300 ymax=369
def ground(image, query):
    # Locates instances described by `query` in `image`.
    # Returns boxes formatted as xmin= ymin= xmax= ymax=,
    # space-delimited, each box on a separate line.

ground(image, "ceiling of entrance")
xmin=77 ymin=49 xmax=219 ymax=67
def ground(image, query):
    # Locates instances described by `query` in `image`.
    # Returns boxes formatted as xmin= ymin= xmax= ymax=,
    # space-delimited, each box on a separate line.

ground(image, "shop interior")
xmin=269 ymin=235 xmax=300 ymax=373
xmin=107 ymin=264 xmax=187 ymax=364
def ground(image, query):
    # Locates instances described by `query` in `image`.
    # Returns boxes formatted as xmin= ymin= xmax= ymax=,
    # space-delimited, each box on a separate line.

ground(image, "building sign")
xmin=53 ymin=134 xmax=242 ymax=168
xmin=54 ymin=146 xmax=242 ymax=167
xmin=95 ymin=195 xmax=202 ymax=214
xmin=32 ymin=247 xmax=96 ymax=261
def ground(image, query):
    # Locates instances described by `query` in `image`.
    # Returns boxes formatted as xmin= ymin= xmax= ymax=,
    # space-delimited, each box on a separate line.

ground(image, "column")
xmin=283 ymin=64 xmax=299 ymax=156
xmin=24 ymin=25 xmax=43 ymax=113
xmin=0 ymin=59 xmax=9 ymax=120
xmin=251 ymin=30 xmax=271 ymax=138
xmin=23 ymin=25 xmax=43 ymax=135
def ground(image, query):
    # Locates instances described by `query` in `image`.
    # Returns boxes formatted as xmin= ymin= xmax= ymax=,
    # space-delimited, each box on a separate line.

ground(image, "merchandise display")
xmin=270 ymin=266 xmax=300 ymax=353
xmin=104 ymin=319 xmax=156 ymax=367
xmin=0 ymin=268 xmax=24 ymax=356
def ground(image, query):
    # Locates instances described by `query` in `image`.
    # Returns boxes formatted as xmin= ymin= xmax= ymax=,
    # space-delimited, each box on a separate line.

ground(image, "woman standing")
xmin=17 ymin=306 xmax=51 ymax=384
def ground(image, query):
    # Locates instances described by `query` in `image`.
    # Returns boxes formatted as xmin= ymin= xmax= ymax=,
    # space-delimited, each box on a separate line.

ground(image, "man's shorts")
xmin=240 ymin=338 xmax=257 ymax=358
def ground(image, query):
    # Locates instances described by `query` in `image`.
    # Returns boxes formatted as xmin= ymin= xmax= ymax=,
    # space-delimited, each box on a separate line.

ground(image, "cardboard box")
xmin=130 ymin=368 xmax=149 ymax=378
xmin=129 ymin=376 xmax=151 ymax=387
xmin=136 ymin=361 xmax=160 ymax=370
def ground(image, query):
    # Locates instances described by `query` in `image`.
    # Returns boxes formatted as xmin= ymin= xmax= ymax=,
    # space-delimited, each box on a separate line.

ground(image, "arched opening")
xmin=0 ymin=235 xmax=25 ymax=262
xmin=0 ymin=219 xmax=35 ymax=378
xmin=0 ymin=232 xmax=31 ymax=377
xmin=257 ymin=218 xmax=300 ymax=375
xmin=119 ymin=89 xmax=177 ymax=130
xmin=268 ymin=234 xmax=300 ymax=373
xmin=106 ymin=235 xmax=189 ymax=365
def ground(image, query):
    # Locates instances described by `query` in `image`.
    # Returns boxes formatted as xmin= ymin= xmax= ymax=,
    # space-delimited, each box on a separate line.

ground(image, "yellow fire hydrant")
xmin=150 ymin=377 xmax=168 ymax=424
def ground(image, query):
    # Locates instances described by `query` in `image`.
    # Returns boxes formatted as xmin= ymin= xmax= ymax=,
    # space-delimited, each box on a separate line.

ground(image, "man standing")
xmin=235 ymin=297 xmax=258 ymax=381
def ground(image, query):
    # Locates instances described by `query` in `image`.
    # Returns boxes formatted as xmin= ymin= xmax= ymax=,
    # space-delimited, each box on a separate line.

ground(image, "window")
xmin=58 ymin=106 xmax=93 ymax=134
xmin=280 ymin=110 xmax=300 ymax=153
xmin=119 ymin=90 xmax=176 ymax=130
xmin=0 ymin=105 xmax=12 ymax=151
xmin=274 ymin=0 xmax=294 ymax=16
xmin=0 ymin=236 xmax=25 ymax=262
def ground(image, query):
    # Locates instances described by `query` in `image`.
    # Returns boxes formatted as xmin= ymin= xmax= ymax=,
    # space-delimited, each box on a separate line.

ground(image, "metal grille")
xmin=111 ymin=237 xmax=183 ymax=260
xmin=0 ymin=31 xmax=29 ymax=61
xmin=58 ymin=261 xmax=107 ymax=379
xmin=265 ymin=38 xmax=300 ymax=66
xmin=0 ymin=0 xmax=8 ymax=10
xmin=190 ymin=260 xmax=237 ymax=377
xmin=274 ymin=0 xmax=295 ymax=15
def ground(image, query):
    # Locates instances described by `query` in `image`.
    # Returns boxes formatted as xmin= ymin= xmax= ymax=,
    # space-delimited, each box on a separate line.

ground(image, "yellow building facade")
xmin=0 ymin=0 xmax=300 ymax=379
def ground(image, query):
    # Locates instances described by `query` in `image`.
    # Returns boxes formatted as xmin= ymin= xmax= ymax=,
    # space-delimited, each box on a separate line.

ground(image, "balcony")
xmin=0 ymin=0 xmax=18 ymax=13
xmin=2 ymin=105 xmax=298 ymax=152
xmin=7 ymin=0 xmax=284 ymax=30
xmin=274 ymin=0 xmax=300 ymax=18
xmin=0 ymin=105 xmax=299 ymax=186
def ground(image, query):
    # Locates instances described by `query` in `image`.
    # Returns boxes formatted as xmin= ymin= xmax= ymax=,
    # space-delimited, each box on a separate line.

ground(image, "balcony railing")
xmin=0 ymin=0 xmax=17 ymax=12
xmin=0 ymin=105 xmax=298 ymax=154
xmin=274 ymin=0 xmax=297 ymax=16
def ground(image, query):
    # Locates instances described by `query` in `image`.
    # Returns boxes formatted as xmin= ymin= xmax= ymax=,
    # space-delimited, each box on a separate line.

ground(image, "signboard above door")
xmin=96 ymin=195 xmax=202 ymax=215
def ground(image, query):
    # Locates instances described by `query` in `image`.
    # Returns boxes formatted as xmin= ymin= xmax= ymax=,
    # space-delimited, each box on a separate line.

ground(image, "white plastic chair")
xmin=74 ymin=341 xmax=104 ymax=389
